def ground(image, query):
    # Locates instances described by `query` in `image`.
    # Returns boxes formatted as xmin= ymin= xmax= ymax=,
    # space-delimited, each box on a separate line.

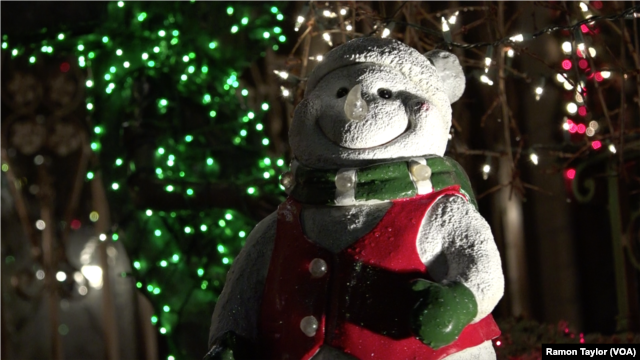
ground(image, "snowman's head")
xmin=289 ymin=37 xmax=465 ymax=169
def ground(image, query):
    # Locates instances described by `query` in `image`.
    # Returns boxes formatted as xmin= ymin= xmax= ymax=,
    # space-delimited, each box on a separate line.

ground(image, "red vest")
xmin=259 ymin=186 xmax=500 ymax=360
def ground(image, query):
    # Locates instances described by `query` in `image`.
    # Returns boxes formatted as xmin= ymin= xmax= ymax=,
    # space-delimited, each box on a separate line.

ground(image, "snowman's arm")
xmin=208 ymin=211 xmax=277 ymax=349
xmin=418 ymin=195 xmax=504 ymax=323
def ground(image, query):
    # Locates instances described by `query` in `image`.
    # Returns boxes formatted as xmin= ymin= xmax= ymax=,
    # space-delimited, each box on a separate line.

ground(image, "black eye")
xmin=336 ymin=87 xmax=349 ymax=98
xmin=377 ymin=88 xmax=392 ymax=99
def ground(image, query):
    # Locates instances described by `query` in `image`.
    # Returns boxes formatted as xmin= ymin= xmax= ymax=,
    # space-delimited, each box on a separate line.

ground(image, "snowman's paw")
xmin=204 ymin=331 xmax=255 ymax=360
xmin=410 ymin=279 xmax=478 ymax=349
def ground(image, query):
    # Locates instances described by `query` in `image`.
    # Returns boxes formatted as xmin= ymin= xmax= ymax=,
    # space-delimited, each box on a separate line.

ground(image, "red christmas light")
xmin=71 ymin=219 xmax=81 ymax=230
xmin=561 ymin=59 xmax=572 ymax=70
xmin=593 ymin=1 xmax=602 ymax=9
xmin=577 ymin=124 xmax=586 ymax=133
xmin=60 ymin=62 xmax=70 ymax=73
xmin=496 ymin=340 xmax=502 ymax=347
xmin=581 ymin=24 xmax=589 ymax=33
xmin=566 ymin=168 xmax=576 ymax=179
xmin=576 ymin=48 xmax=584 ymax=58
xmin=569 ymin=123 xmax=578 ymax=134
xmin=595 ymin=72 xmax=603 ymax=82
xmin=578 ymin=106 xmax=587 ymax=117
xmin=578 ymin=59 xmax=588 ymax=69
xmin=591 ymin=141 xmax=602 ymax=150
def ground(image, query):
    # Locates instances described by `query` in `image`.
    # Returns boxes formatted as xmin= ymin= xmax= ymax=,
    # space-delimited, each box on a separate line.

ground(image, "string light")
xmin=530 ymin=153 xmax=539 ymax=165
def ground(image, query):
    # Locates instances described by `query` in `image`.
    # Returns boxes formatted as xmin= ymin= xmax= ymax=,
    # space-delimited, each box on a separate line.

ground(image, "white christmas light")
xmin=81 ymin=265 xmax=103 ymax=289
xmin=530 ymin=153 xmax=539 ymax=165
xmin=562 ymin=41 xmax=572 ymax=54
xmin=295 ymin=15 xmax=305 ymax=32
xmin=562 ymin=122 xmax=570 ymax=131
xmin=56 ymin=271 xmax=67 ymax=282
xmin=382 ymin=28 xmax=391 ymax=38
xmin=575 ymin=93 xmax=584 ymax=103
xmin=448 ymin=11 xmax=459 ymax=24
xmin=588 ymin=121 xmax=599 ymax=130
xmin=346 ymin=24 xmax=353 ymax=31
xmin=281 ymin=86 xmax=290 ymax=97
xmin=480 ymin=74 xmax=494 ymax=86
xmin=322 ymin=33 xmax=332 ymax=46
xmin=588 ymin=47 xmax=596 ymax=57
xmin=441 ymin=17 xmax=450 ymax=32
xmin=510 ymin=34 xmax=524 ymax=42
xmin=579 ymin=2 xmax=589 ymax=12
xmin=323 ymin=10 xmax=331 ymax=17
xmin=586 ymin=127 xmax=595 ymax=136
xmin=566 ymin=102 xmax=578 ymax=114
xmin=609 ymin=144 xmax=617 ymax=153
xmin=563 ymin=81 xmax=574 ymax=90
xmin=507 ymin=49 xmax=514 ymax=58
xmin=600 ymin=71 xmax=611 ymax=78
xmin=316 ymin=55 xmax=323 ymax=62
xmin=535 ymin=87 xmax=543 ymax=95
xmin=340 ymin=8 xmax=347 ymax=16
xmin=274 ymin=70 xmax=289 ymax=80
xmin=99 ymin=234 xmax=107 ymax=241
xmin=556 ymin=73 xmax=566 ymax=83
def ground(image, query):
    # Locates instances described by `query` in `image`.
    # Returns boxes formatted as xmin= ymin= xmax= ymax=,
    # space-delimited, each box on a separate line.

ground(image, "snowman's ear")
xmin=424 ymin=50 xmax=465 ymax=103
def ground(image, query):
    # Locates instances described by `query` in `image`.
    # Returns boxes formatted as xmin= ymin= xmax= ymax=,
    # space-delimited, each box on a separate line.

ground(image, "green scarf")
xmin=289 ymin=156 xmax=478 ymax=209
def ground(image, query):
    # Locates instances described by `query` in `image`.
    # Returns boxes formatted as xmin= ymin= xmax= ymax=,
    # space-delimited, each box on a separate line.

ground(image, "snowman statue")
xmin=206 ymin=37 xmax=504 ymax=360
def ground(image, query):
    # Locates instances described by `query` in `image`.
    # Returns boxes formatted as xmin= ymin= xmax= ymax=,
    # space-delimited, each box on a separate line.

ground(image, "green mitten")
xmin=410 ymin=279 xmax=478 ymax=349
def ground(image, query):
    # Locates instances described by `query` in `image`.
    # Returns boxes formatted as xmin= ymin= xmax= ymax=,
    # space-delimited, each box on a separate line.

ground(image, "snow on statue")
xmin=206 ymin=37 xmax=504 ymax=360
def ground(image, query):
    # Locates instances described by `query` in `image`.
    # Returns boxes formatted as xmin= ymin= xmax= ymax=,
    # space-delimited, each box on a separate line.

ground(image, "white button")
xmin=410 ymin=163 xmax=432 ymax=181
xmin=335 ymin=172 xmax=354 ymax=191
xmin=300 ymin=315 xmax=318 ymax=337
xmin=309 ymin=258 xmax=327 ymax=278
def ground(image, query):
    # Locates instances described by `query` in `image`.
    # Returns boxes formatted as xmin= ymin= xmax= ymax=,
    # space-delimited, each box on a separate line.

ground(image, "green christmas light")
xmin=182 ymin=55 xmax=189 ymax=62
xmin=124 ymin=61 xmax=130 ymax=68
xmin=93 ymin=126 xmax=101 ymax=134
xmin=240 ymin=130 xmax=247 ymax=136
xmin=78 ymin=44 xmax=85 ymax=51
xmin=189 ymin=52 xmax=195 ymax=59
xmin=181 ymin=74 xmax=187 ymax=81
xmin=147 ymin=285 xmax=154 ymax=292
xmin=217 ymin=244 xmax=225 ymax=253
xmin=116 ymin=49 xmax=123 ymax=56
xmin=91 ymin=142 xmax=99 ymax=150
xmin=264 ymin=158 xmax=271 ymax=165
xmin=185 ymin=135 xmax=193 ymax=142
xmin=112 ymin=183 xmax=119 ymax=190
xmin=197 ymin=268 xmax=204 ymax=277
xmin=105 ymin=74 xmax=111 ymax=80
xmin=151 ymin=315 xmax=158 ymax=324
xmin=160 ymin=260 xmax=168 ymax=267
xmin=87 ymin=172 xmax=94 ymax=180
xmin=171 ymin=38 xmax=179 ymax=45
xmin=58 ymin=33 xmax=65 ymax=40
xmin=146 ymin=209 xmax=153 ymax=216
xmin=184 ymin=226 xmax=192 ymax=233
xmin=160 ymin=328 xmax=167 ymax=334
xmin=263 ymin=172 xmax=270 ymax=179
xmin=222 ymin=257 xmax=230 ymax=264
xmin=155 ymin=230 xmax=162 ymax=236
xmin=186 ymin=188 xmax=194 ymax=195
xmin=256 ymin=123 xmax=263 ymax=131
xmin=231 ymin=25 xmax=239 ymax=34
xmin=163 ymin=305 xmax=170 ymax=312
xmin=248 ymin=112 xmax=255 ymax=119
xmin=208 ymin=42 xmax=217 ymax=49
xmin=202 ymin=66 xmax=209 ymax=73
xmin=263 ymin=32 xmax=270 ymax=39
xmin=239 ymin=231 xmax=246 ymax=238
xmin=168 ymin=154 xmax=175 ymax=161
xmin=262 ymin=138 xmax=270 ymax=146
xmin=159 ymin=99 xmax=168 ymax=106
xmin=134 ymin=261 xmax=141 ymax=269
xmin=172 ymin=30 xmax=179 ymax=36
xmin=87 ymin=103 xmax=94 ymax=110
xmin=241 ymin=89 xmax=248 ymax=96
xmin=225 ymin=213 xmax=233 ymax=220
xmin=201 ymin=280 xmax=208 ymax=290
xmin=11 ymin=49 xmax=17 ymax=56
xmin=1 ymin=42 xmax=7 ymax=49
xmin=166 ymin=185 xmax=174 ymax=192
xmin=247 ymin=187 xmax=255 ymax=194
xmin=274 ymin=27 xmax=282 ymax=34
xmin=232 ymin=137 xmax=241 ymax=145
xmin=241 ymin=17 xmax=249 ymax=25
xmin=261 ymin=103 xmax=269 ymax=110
xmin=226 ymin=6 xmax=233 ymax=15
xmin=136 ymin=282 xmax=142 ymax=288
xmin=200 ymin=224 xmax=207 ymax=231
xmin=102 ymin=36 xmax=109 ymax=43
xmin=1 ymin=164 xmax=8 ymax=172
xmin=117 ymin=1 xmax=124 ymax=7
xmin=142 ymin=53 xmax=149 ymax=60
xmin=29 ymin=56 xmax=36 ymax=64
xmin=148 ymin=60 xmax=155 ymax=67
xmin=279 ymin=35 xmax=286 ymax=43
xmin=206 ymin=158 xmax=214 ymax=165
xmin=138 ymin=12 xmax=147 ymax=21
xmin=172 ymin=254 xmax=179 ymax=262
xmin=277 ymin=159 xmax=284 ymax=166
xmin=115 ymin=158 xmax=123 ymax=166
xmin=159 ymin=30 xmax=166 ymax=37
xmin=209 ymin=110 xmax=217 ymax=117
xmin=88 ymin=52 xmax=95 ymax=58
xmin=153 ymin=46 xmax=160 ymax=53
xmin=188 ymin=66 xmax=195 ymax=73
xmin=169 ymin=356 xmax=175 ymax=360
xmin=158 ymin=148 xmax=165 ymax=154
xmin=153 ymin=288 xmax=161 ymax=294
xmin=110 ymin=66 xmax=116 ymax=73
xmin=218 ymin=219 xmax=226 ymax=227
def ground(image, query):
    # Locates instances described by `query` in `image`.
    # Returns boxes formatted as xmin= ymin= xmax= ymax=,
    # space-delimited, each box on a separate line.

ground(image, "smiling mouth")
xmin=317 ymin=117 xmax=413 ymax=150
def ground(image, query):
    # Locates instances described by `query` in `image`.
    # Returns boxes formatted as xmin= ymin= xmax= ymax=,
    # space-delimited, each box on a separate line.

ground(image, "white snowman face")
xmin=290 ymin=63 xmax=453 ymax=169
xmin=314 ymin=63 xmax=416 ymax=150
